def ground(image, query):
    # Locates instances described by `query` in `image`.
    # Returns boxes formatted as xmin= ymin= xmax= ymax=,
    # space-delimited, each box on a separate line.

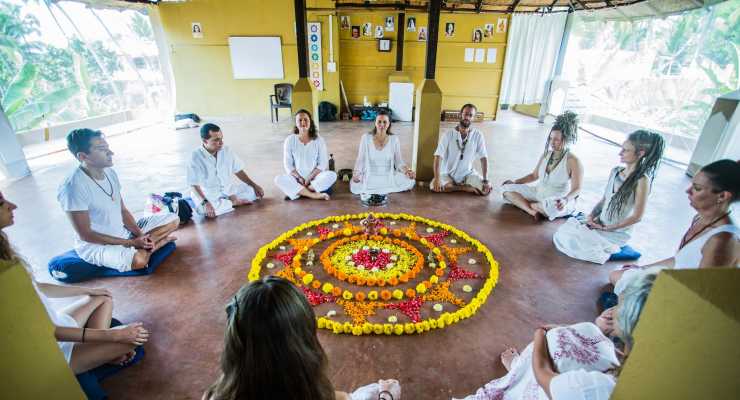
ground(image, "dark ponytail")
xmin=700 ymin=159 xmax=740 ymax=202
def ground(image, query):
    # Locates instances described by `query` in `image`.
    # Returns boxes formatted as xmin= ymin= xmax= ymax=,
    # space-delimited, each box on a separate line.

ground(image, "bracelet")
xmin=201 ymin=199 xmax=209 ymax=206
xmin=482 ymin=179 xmax=489 ymax=183
xmin=82 ymin=327 xmax=86 ymax=343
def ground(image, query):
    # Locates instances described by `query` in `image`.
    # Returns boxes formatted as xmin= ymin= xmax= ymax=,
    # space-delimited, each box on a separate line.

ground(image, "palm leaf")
xmin=2 ymin=63 xmax=37 ymax=115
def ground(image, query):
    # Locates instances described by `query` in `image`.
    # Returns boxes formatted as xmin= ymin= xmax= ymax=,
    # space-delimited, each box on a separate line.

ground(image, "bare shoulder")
xmin=702 ymin=231 xmax=739 ymax=267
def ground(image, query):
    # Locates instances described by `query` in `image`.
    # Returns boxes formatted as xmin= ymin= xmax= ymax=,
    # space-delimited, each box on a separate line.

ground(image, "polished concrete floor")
xmin=1 ymin=111 xmax=692 ymax=399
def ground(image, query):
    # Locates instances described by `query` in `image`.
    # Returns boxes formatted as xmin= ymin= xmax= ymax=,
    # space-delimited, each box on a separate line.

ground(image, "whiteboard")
xmin=228 ymin=36 xmax=284 ymax=79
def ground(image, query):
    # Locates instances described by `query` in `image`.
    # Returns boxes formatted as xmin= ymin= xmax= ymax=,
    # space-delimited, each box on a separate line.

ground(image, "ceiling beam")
xmin=508 ymin=0 xmax=521 ymax=13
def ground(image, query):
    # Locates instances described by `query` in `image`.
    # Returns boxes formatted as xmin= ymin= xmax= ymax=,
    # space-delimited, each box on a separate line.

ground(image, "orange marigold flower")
xmin=355 ymin=292 xmax=366 ymax=301
xmin=435 ymin=268 xmax=445 ymax=276
xmin=356 ymin=277 xmax=367 ymax=286
xmin=388 ymin=277 xmax=399 ymax=286
xmin=405 ymin=289 xmax=416 ymax=298
xmin=377 ymin=279 xmax=386 ymax=287
xmin=338 ymin=271 xmax=348 ymax=281
xmin=380 ymin=290 xmax=392 ymax=300
xmin=348 ymin=275 xmax=357 ymax=284
xmin=366 ymin=277 xmax=377 ymax=286
xmin=399 ymin=274 xmax=409 ymax=283
xmin=332 ymin=287 xmax=342 ymax=297
xmin=312 ymin=280 xmax=322 ymax=289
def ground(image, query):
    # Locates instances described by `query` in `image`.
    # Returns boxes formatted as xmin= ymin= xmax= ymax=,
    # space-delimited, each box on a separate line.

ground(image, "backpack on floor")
xmin=163 ymin=192 xmax=193 ymax=224
xmin=318 ymin=101 xmax=337 ymax=121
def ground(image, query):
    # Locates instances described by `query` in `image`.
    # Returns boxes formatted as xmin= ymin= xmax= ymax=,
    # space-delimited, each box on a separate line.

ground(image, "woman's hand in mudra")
xmin=352 ymin=173 xmax=362 ymax=183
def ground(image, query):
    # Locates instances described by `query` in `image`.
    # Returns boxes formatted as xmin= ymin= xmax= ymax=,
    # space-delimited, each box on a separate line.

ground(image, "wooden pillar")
xmin=395 ymin=12 xmax=405 ymax=71
xmin=292 ymin=0 xmax=316 ymax=121
xmin=412 ymin=0 xmax=443 ymax=181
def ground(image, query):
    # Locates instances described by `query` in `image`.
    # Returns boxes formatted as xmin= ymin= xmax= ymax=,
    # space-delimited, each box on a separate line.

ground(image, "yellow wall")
xmin=0 ymin=261 xmax=85 ymax=399
xmin=157 ymin=0 xmax=340 ymax=118
xmin=338 ymin=11 xmax=509 ymax=120
xmin=157 ymin=1 xmax=508 ymax=120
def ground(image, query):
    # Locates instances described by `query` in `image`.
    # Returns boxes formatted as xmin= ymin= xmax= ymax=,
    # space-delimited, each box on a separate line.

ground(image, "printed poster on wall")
xmin=307 ymin=22 xmax=323 ymax=91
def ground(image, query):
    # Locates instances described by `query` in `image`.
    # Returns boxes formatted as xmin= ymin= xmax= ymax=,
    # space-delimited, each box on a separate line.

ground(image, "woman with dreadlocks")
xmin=502 ymin=111 xmax=583 ymax=221
xmin=553 ymin=130 xmax=665 ymax=264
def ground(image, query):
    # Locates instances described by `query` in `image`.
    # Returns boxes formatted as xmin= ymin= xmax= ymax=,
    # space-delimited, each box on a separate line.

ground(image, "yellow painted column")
xmin=292 ymin=77 xmax=317 ymax=126
xmin=412 ymin=79 xmax=442 ymax=182
xmin=0 ymin=261 xmax=84 ymax=399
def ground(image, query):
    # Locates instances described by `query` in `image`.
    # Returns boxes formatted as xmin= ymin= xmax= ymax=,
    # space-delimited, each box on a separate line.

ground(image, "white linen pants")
xmin=501 ymin=183 xmax=576 ymax=220
xmin=274 ymin=171 xmax=337 ymax=200
xmin=194 ymin=182 xmax=258 ymax=217
xmin=553 ymin=218 xmax=629 ymax=264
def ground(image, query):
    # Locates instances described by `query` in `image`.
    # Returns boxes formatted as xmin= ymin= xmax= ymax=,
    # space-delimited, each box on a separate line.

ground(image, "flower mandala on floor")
xmin=248 ymin=213 xmax=499 ymax=335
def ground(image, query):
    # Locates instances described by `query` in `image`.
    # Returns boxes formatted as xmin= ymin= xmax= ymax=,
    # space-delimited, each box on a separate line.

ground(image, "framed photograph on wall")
xmin=378 ymin=38 xmax=391 ymax=52
xmin=340 ymin=16 xmax=350 ymax=30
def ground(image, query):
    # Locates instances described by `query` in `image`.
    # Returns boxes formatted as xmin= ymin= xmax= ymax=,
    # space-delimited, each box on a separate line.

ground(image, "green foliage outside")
xmin=0 ymin=2 xmax=134 ymax=131
xmin=566 ymin=0 xmax=739 ymax=139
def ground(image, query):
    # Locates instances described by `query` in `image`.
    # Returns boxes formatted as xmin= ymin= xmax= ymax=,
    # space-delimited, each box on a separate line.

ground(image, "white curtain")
xmin=500 ymin=13 xmax=568 ymax=105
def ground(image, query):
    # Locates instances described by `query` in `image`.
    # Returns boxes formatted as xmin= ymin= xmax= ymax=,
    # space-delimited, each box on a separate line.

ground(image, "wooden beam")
xmin=294 ymin=0 xmax=309 ymax=78
xmin=508 ymin=0 xmax=522 ymax=13
xmin=396 ymin=12 xmax=405 ymax=71
xmin=425 ymin=0 xmax=442 ymax=79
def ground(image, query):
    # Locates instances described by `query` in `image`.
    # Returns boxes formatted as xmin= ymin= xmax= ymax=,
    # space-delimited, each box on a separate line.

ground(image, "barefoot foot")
xmin=501 ymin=347 xmax=519 ymax=372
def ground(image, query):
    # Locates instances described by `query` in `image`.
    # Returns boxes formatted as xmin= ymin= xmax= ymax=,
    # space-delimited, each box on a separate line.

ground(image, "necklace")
xmin=679 ymin=211 xmax=731 ymax=249
xmin=456 ymin=132 xmax=469 ymax=160
xmin=80 ymin=166 xmax=115 ymax=202
xmin=546 ymin=150 xmax=565 ymax=173
xmin=373 ymin=134 xmax=389 ymax=149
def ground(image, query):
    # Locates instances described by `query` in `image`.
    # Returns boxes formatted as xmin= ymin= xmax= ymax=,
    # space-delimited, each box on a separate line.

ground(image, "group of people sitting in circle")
xmin=0 ymin=101 xmax=737 ymax=400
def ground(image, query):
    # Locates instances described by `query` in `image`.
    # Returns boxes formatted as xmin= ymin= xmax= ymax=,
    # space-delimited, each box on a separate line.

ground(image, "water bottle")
xmin=329 ymin=154 xmax=335 ymax=171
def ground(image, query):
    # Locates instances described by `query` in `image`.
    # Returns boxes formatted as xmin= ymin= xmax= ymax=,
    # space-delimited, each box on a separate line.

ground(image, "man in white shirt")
xmin=431 ymin=104 xmax=492 ymax=195
xmin=187 ymin=123 xmax=264 ymax=218
xmin=57 ymin=129 xmax=180 ymax=272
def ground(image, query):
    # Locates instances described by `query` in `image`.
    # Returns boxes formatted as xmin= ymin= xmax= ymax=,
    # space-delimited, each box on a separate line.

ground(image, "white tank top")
xmin=674 ymin=224 xmax=739 ymax=269
xmin=536 ymin=151 xmax=571 ymax=199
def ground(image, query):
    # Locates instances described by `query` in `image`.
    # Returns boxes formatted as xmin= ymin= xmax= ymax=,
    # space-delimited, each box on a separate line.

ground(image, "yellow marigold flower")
xmin=343 ymin=322 xmax=353 ymax=333
xmin=368 ymin=291 xmax=379 ymax=300
xmin=439 ymin=261 xmax=447 ymax=269
xmin=380 ymin=227 xmax=388 ymax=235
xmin=437 ymin=317 xmax=446 ymax=329
xmin=415 ymin=283 xmax=427 ymax=294
xmin=332 ymin=323 xmax=342 ymax=334
xmin=373 ymin=324 xmax=384 ymax=335
xmin=429 ymin=275 xmax=439 ymax=284
xmin=415 ymin=322 xmax=425 ymax=332
xmin=383 ymin=324 xmax=393 ymax=335
xmin=302 ymin=274 xmax=314 ymax=285
xmin=422 ymin=320 xmax=431 ymax=331
xmin=404 ymin=323 xmax=415 ymax=334
xmin=393 ymin=324 xmax=404 ymax=335
xmin=352 ymin=326 xmax=363 ymax=336
xmin=432 ymin=247 xmax=441 ymax=255
xmin=343 ymin=228 xmax=352 ymax=236
xmin=392 ymin=289 xmax=404 ymax=300
xmin=317 ymin=317 xmax=327 ymax=329
xmin=362 ymin=323 xmax=373 ymax=334
xmin=342 ymin=290 xmax=353 ymax=300
xmin=430 ymin=319 xmax=438 ymax=329
xmin=322 ymin=282 xmax=334 ymax=294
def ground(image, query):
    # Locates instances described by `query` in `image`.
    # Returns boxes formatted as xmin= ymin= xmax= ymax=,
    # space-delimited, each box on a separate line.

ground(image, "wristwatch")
xmin=201 ymin=199 xmax=209 ymax=206
xmin=482 ymin=179 xmax=490 ymax=184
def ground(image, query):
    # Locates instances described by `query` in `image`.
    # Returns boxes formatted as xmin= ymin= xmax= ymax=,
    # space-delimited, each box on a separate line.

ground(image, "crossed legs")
xmin=502 ymin=191 xmax=544 ymax=220
xmin=65 ymin=295 xmax=136 ymax=374
xmin=132 ymin=219 xmax=179 ymax=270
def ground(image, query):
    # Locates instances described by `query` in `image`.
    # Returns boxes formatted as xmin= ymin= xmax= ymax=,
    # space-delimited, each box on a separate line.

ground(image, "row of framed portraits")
xmin=340 ymin=15 xmax=507 ymax=42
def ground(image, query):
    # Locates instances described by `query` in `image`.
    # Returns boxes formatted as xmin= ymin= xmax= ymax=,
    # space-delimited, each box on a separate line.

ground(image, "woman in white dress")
xmin=553 ymin=131 xmax=665 ymax=264
xmin=610 ymin=159 xmax=739 ymax=293
xmin=502 ymin=112 xmax=583 ymax=221
xmin=274 ymin=110 xmax=337 ymax=201
xmin=458 ymin=270 xmax=658 ymax=400
xmin=351 ymin=110 xmax=416 ymax=195
xmin=0 ymin=190 xmax=149 ymax=374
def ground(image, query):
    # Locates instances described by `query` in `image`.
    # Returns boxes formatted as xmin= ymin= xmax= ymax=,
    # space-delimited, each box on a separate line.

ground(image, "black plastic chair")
xmin=269 ymin=83 xmax=293 ymax=123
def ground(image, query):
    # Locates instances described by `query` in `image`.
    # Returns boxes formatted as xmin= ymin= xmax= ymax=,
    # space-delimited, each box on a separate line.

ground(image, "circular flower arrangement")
xmin=248 ymin=213 xmax=499 ymax=335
